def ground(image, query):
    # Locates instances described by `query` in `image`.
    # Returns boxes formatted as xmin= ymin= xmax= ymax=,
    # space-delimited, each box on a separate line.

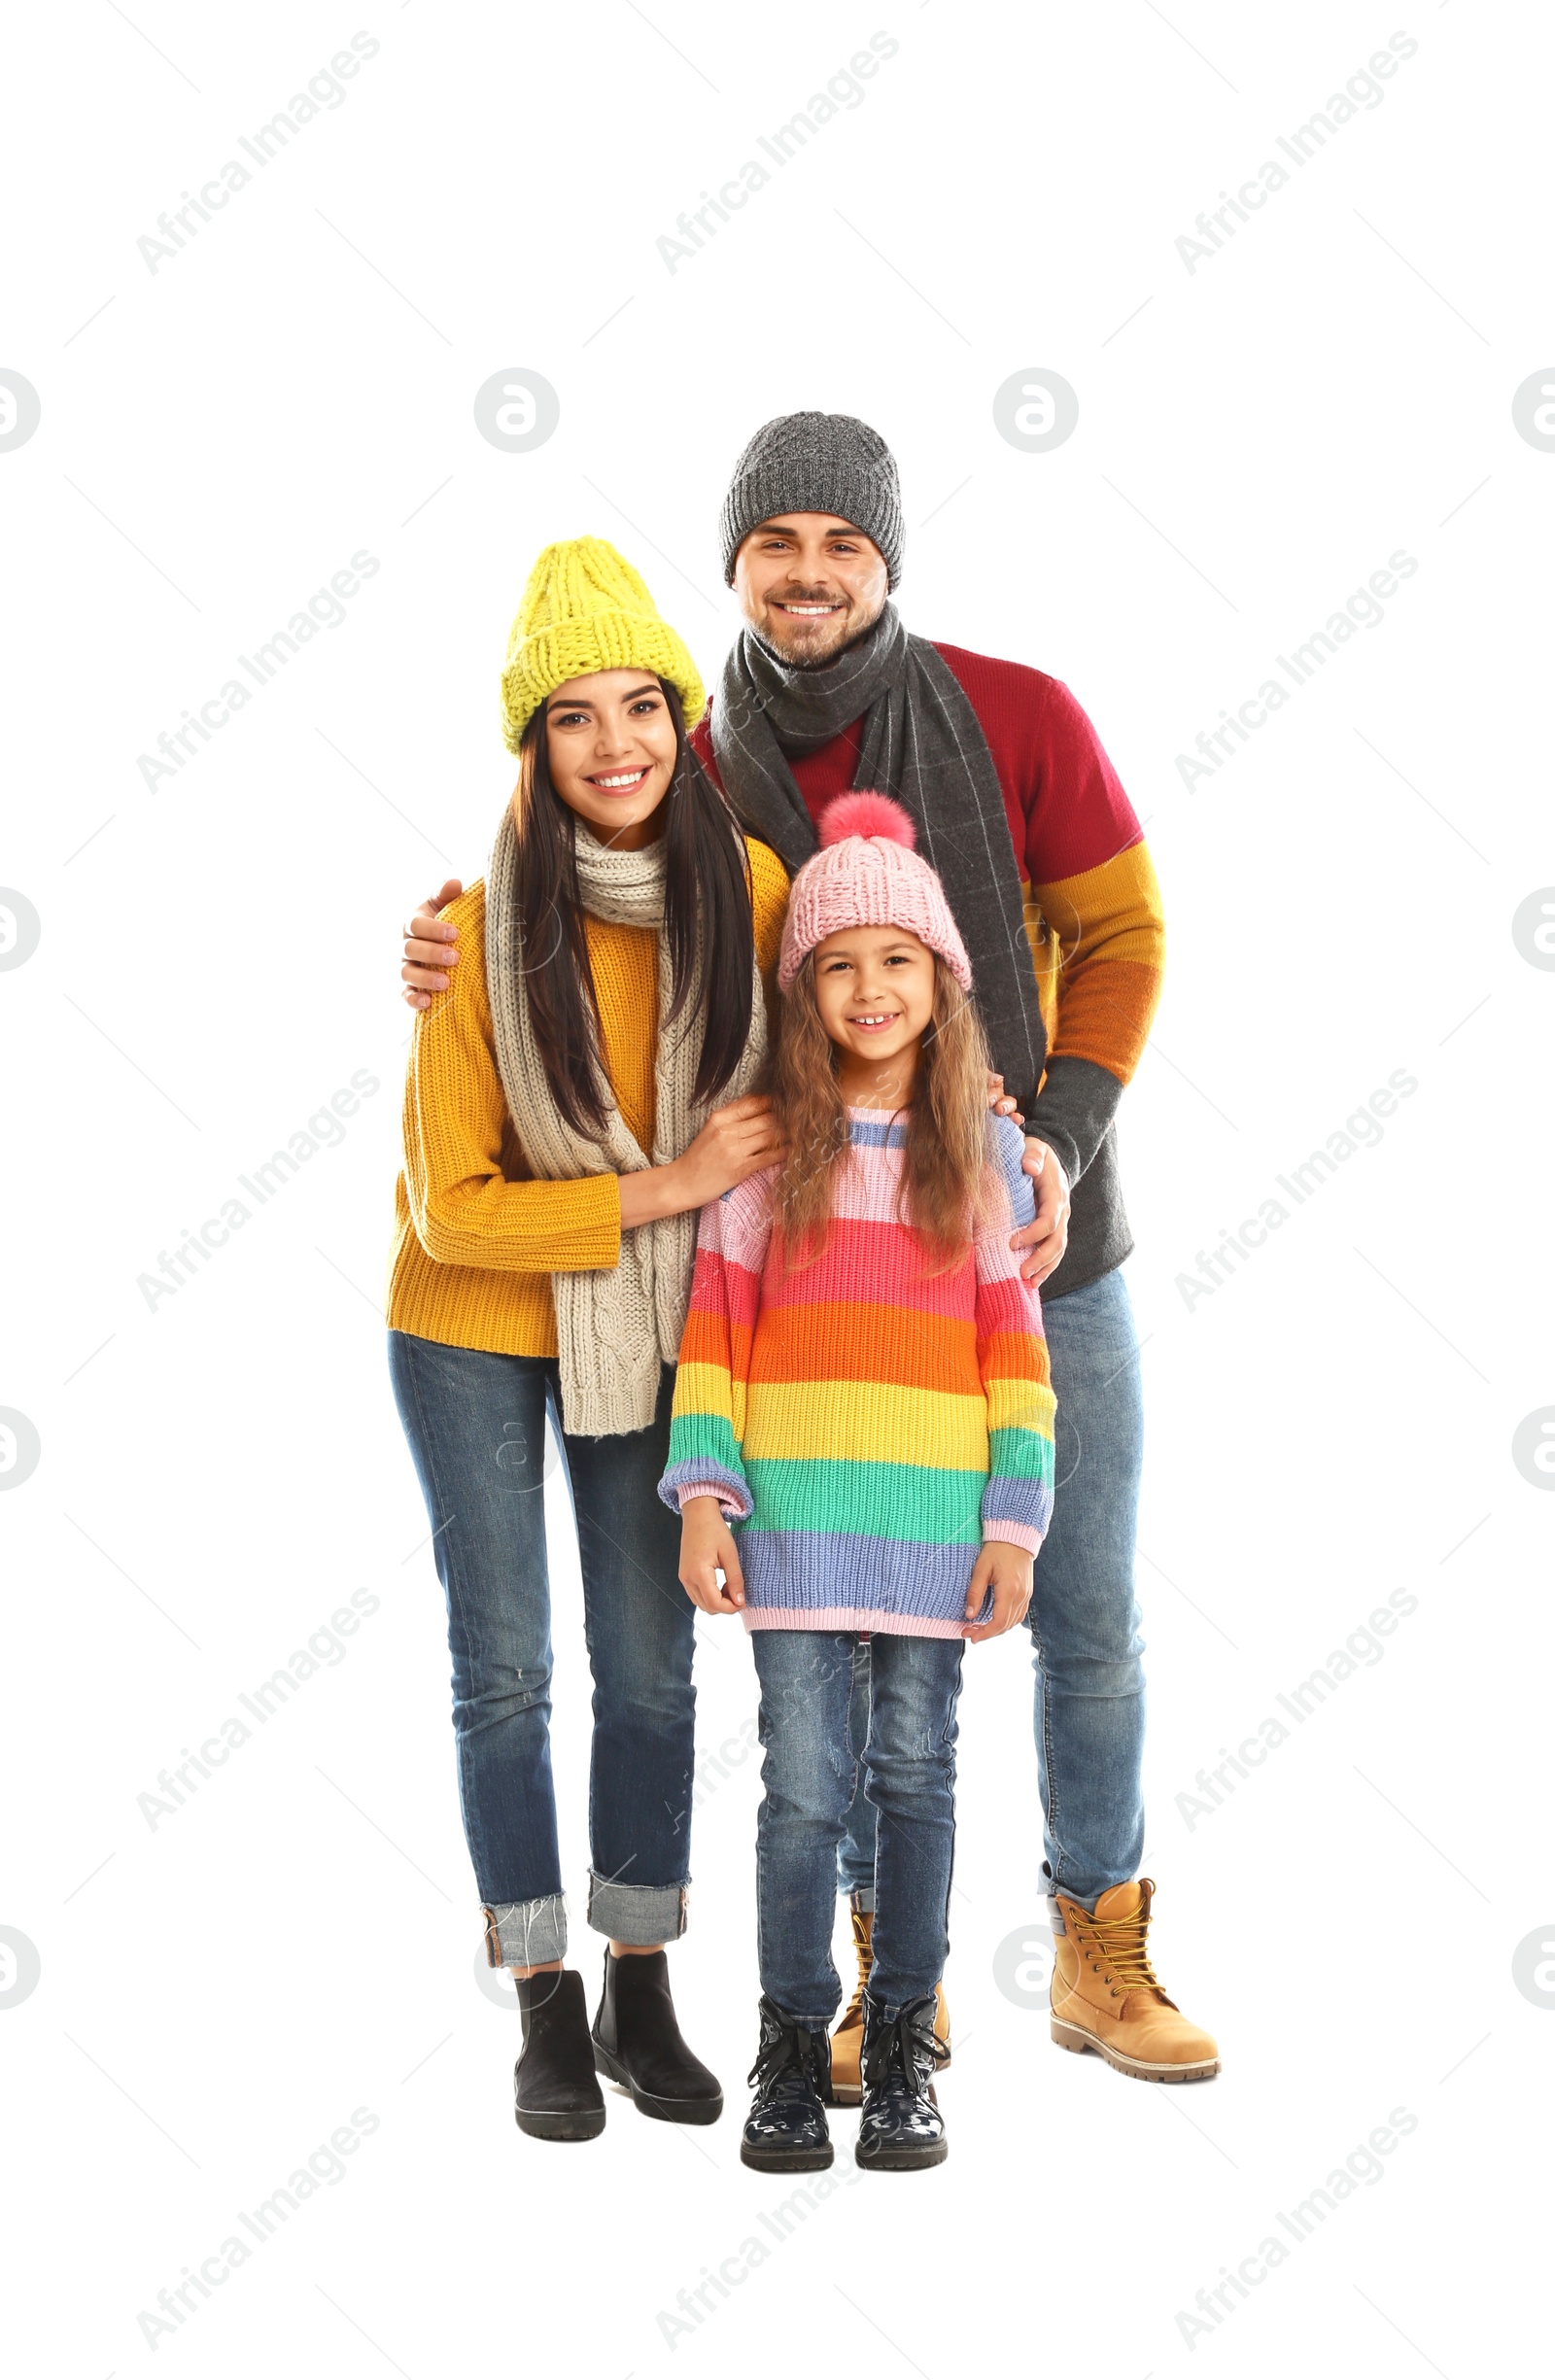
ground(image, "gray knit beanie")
xmin=718 ymin=412 xmax=904 ymax=588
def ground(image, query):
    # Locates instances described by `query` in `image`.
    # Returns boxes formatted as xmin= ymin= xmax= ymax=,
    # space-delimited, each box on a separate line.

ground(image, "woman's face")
xmin=541 ymin=669 xmax=679 ymax=849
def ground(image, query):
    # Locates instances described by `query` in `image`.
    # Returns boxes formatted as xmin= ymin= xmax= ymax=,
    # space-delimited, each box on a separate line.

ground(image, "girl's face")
xmin=811 ymin=924 xmax=937 ymax=1087
xmin=542 ymin=669 xmax=678 ymax=849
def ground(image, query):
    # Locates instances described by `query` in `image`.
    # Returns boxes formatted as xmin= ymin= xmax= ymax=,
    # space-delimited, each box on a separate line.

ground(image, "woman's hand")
xmin=963 ymin=1540 xmax=1034 ymax=1643
xmin=619 ymin=1097 xmax=785 ymax=1228
xmin=402 ymin=881 xmax=464 ymax=1009
xmin=678 ymin=1496 xmax=745 ymax=1614
xmin=671 ymin=1096 xmax=787 ymax=1208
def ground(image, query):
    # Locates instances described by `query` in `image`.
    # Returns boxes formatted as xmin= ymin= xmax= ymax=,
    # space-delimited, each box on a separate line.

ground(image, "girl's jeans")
xmin=837 ymin=1266 xmax=1148 ymax=1914
xmin=389 ymin=1333 xmax=696 ymax=1966
xmin=750 ymin=1628 xmax=965 ymax=2023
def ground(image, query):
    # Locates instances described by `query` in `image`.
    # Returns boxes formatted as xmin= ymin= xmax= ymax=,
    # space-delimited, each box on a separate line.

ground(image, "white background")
xmin=3 ymin=2 xmax=1551 ymax=2371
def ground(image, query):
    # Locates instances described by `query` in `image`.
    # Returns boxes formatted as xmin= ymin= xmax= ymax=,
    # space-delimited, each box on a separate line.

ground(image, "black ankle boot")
xmin=856 ymin=1990 xmax=948 ymax=2170
xmin=513 ymin=1970 xmax=606 ymax=2141
xmin=740 ymin=1996 xmax=833 ymax=2172
xmin=590 ymin=1949 xmax=723 ymax=2124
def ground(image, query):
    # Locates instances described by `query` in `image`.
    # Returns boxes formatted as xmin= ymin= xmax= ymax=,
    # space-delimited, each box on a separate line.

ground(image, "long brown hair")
xmin=511 ymin=680 xmax=755 ymax=1137
xmin=771 ymin=953 xmax=1000 ymax=1271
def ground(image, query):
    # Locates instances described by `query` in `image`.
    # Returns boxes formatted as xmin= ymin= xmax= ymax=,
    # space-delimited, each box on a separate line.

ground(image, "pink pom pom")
xmin=816 ymin=790 xmax=916 ymax=850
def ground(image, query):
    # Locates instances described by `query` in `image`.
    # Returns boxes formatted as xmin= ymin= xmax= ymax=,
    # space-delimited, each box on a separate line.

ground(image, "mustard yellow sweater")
xmin=387 ymin=839 xmax=790 ymax=1359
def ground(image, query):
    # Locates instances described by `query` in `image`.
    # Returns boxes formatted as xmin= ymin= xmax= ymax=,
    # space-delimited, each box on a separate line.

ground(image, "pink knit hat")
xmin=777 ymin=791 xmax=973 ymax=992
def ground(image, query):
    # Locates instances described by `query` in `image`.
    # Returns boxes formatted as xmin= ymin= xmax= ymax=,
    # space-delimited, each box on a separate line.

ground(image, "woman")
xmin=387 ymin=536 xmax=788 ymax=2140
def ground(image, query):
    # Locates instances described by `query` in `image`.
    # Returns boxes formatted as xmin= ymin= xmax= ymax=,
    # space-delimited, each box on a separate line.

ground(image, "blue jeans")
xmin=751 ymin=1628 xmax=965 ymax=2023
xmin=389 ymin=1332 xmax=697 ymax=1965
xmin=837 ymin=1266 xmax=1146 ymax=1912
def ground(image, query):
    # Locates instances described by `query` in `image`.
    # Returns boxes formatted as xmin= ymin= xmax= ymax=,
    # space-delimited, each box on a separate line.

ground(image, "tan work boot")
xmin=829 ymin=1900 xmax=951 ymax=2105
xmin=1050 ymin=1878 xmax=1219 ymax=2083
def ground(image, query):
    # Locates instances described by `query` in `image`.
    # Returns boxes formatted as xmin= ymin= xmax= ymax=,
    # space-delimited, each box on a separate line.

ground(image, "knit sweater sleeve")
xmin=401 ymin=883 xmax=624 ymax=1274
xmin=1023 ymin=680 xmax=1165 ymax=1189
xmin=659 ymin=1173 xmax=776 ymax=1521
xmin=745 ymin=835 xmax=791 ymax=981
xmin=976 ymin=1122 xmax=1057 ymax=1553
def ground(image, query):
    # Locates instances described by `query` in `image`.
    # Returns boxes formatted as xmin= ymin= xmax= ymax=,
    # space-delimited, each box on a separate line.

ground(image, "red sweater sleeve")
xmin=933 ymin=646 xmax=1164 ymax=1075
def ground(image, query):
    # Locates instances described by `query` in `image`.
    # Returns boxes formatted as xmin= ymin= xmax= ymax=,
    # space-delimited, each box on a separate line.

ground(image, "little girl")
xmin=659 ymin=792 xmax=1056 ymax=2172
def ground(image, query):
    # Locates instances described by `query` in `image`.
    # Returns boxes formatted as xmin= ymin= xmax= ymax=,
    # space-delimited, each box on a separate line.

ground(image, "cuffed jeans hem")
xmin=874 ymin=1989 xmax=941 ymax=2021
xmin=586 ymin=1874 xmax=687 ymax=1947
xmin=845 ymin=1883 xmax=878 ymax=1914
xmin=771 ymin=1997 xmax=839 ymax=2032
xmin=483 ymin=1897 xmax=567 ymax=1969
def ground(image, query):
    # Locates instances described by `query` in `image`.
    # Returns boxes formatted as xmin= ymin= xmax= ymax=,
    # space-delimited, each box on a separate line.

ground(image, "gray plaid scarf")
xmin=709 ymin=603 xmax=1047 ymax=1104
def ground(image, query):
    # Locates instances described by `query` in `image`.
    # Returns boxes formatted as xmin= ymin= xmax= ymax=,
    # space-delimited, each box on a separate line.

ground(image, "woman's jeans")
xmin=837 ymin=1266 xmax=1148 ymax=1914
xmin=751 ymin=1629 xmax=965 ymax=2023
xmin=389 ymin=1333 xmax=696 ymax=1966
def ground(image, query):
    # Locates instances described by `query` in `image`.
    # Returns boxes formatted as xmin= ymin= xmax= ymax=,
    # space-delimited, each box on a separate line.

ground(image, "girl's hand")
xmin=678 ymin=1496 xmax=746 ymax=1614
xmin=985 ymin=1069 xmax=1024 ymax=1130
xmin=963 ymin=1540 xmax=1034 ymax=1642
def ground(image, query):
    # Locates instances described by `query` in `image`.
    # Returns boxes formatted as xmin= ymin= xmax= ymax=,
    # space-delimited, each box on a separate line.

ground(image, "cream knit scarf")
xmin=485 ymin=804 xmax=767 ymax=1438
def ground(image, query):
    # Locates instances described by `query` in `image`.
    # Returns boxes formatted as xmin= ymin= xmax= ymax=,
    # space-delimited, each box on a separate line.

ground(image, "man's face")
xmin=732 ymin=513 xmax=889 ymax=668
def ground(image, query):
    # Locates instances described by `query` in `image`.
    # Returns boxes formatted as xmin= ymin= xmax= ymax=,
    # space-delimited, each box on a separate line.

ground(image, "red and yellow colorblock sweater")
xmin=692 ymin=647 xmax=1164 ymax=1293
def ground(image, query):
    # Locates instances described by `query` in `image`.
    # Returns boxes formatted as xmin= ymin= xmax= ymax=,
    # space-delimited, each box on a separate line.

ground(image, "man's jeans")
xmin=837 ymin=1266 xmax=1146 ymax=1913
xmin=389 ymin=1334 xmax=696 ymax=1965
xmin=751 ymin=1628 xmax=965 ymax=2023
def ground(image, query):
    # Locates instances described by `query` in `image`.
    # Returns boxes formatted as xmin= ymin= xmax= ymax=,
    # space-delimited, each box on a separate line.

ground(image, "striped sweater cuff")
xmin=983 ymin=1518 xmax=1045 ymax=1557
xmin=659 ymin=1461 xmax=752 ymax=1522
xmin=982 ymin=1478 xmax=1054 ymax=1552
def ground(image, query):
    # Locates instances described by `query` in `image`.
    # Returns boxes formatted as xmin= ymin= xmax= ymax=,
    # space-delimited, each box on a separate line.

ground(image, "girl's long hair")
xmin=771 ymin=952 xmax=1001 ymax=1270
xmin=511 ymin=680 xmax=755 ymax=1137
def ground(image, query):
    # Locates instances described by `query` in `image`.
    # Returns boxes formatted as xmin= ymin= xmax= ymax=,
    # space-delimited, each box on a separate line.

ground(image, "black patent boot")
xmin=513 ymin=1970 xmax=606 ymax=2141
xmin=856 ymin=1990 xmax=949 ymax=2170
xmin=591 ymin=1949 xmax=724 ymax=2125
xmin=740 ymin=1997 xmax=833 ymax=2172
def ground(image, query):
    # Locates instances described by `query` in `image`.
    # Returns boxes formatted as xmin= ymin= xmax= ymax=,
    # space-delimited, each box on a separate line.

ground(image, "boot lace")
xmin=861 ymin=2000 xmax=950 ymax=2096
xmin=839 ymin=1910 xmax=871 ymax=2029
xmin=748 ymin=2013 xmax=827 ymax=2101
xmin=1069 ymin=1885 xmax=1162 ymax=1999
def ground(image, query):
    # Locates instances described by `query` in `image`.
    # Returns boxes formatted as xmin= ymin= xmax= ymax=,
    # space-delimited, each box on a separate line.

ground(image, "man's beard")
xmin=750 ymin=592 xmax=885 ymax=672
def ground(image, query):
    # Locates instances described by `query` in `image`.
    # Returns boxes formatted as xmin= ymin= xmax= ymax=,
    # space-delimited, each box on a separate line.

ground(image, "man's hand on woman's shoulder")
xmin=402 ymin=879 xmax=464 ymax=1009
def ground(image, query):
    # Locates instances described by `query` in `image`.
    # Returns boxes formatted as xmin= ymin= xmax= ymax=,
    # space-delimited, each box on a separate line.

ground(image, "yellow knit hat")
xmin=499 ymin=535 xmax=706 ymax=751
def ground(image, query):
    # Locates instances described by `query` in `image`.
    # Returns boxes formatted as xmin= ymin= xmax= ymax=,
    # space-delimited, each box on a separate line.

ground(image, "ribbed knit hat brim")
xmin=500 ymin=535 xmax=706 ymax=750
xmin=778 ymin=792 xmax=972 ymax=990
xmin=718 ymin=412 xmax=904 ymax=587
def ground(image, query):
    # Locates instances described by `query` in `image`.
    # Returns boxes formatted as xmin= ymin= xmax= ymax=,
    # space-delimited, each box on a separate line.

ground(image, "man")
xmin=401 ymin=413 xmax=1217 ymax=2087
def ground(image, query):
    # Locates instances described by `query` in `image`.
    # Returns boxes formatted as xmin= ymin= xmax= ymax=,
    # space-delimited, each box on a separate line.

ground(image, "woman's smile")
xmin=586 ymin=766 xmax=652 ymax=793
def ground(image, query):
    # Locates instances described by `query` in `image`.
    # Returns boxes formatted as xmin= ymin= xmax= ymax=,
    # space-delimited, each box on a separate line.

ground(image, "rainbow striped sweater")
xmin=659 ymin=1112 xmax=1056 ymax=1637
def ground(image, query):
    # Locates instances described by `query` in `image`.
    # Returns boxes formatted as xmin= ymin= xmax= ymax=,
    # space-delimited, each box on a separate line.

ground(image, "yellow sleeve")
xmin=746 ymin=838 xmax=791 ymax=985
xmin=401 ymin=883 xmax=623 ymax=1273
xmin=1031 ymin=840 xmax=1165 ymax=1087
